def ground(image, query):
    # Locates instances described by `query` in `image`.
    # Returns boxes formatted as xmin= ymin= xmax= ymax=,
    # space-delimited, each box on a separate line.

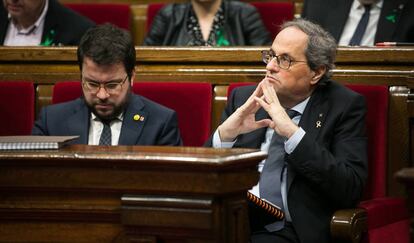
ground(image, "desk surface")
xmin=0 ymin=145 xmax=266 ymax=170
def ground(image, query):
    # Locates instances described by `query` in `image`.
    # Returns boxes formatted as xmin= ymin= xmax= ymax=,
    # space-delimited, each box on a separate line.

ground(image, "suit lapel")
xmin=327 ymin=0 xmax=353 ymax=41
xmin=66 ymin=99 xmax=90 ymax=144
xmin=118 ymin=94 xmax=147 ymax=145
xmin=0 ymin=9 xmax=8 ymax=43
xmin=287 ymin=85 xmax=330 ymax=191
xmin=375 ymin=0 xmax=406 ymax=42
xmin=41 ymin=0 xmax=59 ymax=45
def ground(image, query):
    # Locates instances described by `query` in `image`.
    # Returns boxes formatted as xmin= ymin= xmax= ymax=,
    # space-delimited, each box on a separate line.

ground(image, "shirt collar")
xmin=91 ymin=112 xmax=124 ymax=123
xmin=353 ymin=0 xmax=383 ymax=11
xmin=289 ymin=96 xmax=310 ymax=115
xmin=8 ymin=0 xmax=49 ymax=35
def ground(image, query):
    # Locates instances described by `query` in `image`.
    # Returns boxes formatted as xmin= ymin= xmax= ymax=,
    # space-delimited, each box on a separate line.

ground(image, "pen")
xmin=375 ymin=42 xmax=414 ymax=47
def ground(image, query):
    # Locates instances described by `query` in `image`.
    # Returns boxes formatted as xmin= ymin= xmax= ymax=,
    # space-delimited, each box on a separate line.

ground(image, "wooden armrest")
xmin=331 ymin=208 xmax=367 ymax=243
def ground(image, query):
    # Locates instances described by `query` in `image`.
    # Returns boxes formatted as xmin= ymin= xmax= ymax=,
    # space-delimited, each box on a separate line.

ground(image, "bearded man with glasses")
xmin=206 ymin=19 xmax=367 ymax=243
xmin=33 ymin=24 xmax=182 ymax=146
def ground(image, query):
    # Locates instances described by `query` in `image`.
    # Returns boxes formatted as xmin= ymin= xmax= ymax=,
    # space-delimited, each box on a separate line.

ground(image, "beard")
xmin=85 ymin=88 xmax=131 ymax=122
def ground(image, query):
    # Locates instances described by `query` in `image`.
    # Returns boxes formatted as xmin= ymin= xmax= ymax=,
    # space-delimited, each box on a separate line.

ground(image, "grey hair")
xmin=281 ymin=19 xmax=337 ymax=80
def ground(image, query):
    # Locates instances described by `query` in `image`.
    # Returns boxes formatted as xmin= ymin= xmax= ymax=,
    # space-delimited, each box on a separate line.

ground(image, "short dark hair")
xmin=77 ymin=24 xmax=136 ymax=80
xmin=281 ymin=19 xmax=337 ymax=80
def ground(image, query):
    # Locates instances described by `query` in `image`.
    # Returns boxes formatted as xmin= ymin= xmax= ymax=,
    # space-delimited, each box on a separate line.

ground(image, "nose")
xmin=96 ymin=85 xmax=110 ymax=99
xmin=266 ymin=57 xmax=280 ymax=72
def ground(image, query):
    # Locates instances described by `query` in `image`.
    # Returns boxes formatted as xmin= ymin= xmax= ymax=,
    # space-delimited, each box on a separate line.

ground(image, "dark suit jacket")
xmin=144 ymin=1 xmax=271 ymax=46
xmin=206 ymin=80 xmax=368 ymax=243
xmin=32 ymin=94 xmax=182 ymax=146
xmin=302 ymin=0 xmax=414 ymax=43
xmin=1 ymin=0 xmax=95 ymax=46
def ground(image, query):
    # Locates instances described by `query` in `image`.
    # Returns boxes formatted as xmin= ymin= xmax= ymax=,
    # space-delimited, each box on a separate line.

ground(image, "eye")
xmin=279 ymin=54 xmax=292 ymax=64
xmin=88 ymin=82 xmax=100 ymax=88
xmin=105 ymin=82 xmax=119 ymax=90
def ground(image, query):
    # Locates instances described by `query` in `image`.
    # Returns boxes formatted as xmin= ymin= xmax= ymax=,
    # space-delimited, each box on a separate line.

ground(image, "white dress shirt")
xmin=3 ymin=0 xmax=49 ymax=46
xmin=213 ymin=96 xmax=310 ymax=221
xmin=339 ymin=0 xmax=383 ymax=46
xmin=88 ymin=112 xmax=124 ymax=146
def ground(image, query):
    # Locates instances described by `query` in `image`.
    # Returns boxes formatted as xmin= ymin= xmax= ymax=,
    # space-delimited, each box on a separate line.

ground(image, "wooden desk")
xmin=0 ymin=145 xmax=266 ymax=242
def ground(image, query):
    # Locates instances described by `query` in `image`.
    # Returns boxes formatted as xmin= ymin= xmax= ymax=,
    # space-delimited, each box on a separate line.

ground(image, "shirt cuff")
xmin=284 ymin=127 xmax=305 ymax=154
xmin=212 ymin=129 xmax=236 ymax=148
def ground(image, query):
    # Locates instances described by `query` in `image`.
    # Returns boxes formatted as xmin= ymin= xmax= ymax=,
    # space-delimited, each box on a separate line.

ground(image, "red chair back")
xmin=52 ymin=81 xmax=82 ymax=104
xmin=346 ymin=84 xmax=388 ymax=199
xmin=146 ymin=2 xmax=294 ymax=38
xmin=65 ymin=3 xmax=131 ymax=30
xmin=52 ymin=81 xmax=212 ymax=146
xmin=250 ymin=2 xmax=294 ymax=39
xmin=133 ymin=82 xmax=212 ymax=147
xmin=0 ymin=81 xmax=34 ymax=135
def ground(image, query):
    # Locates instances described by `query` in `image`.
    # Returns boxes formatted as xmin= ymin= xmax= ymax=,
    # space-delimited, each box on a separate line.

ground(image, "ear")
xmin=130 ymin=68 xmax=136 ymax=86
xmin=310 ymin=65 xmax=327 ymax=85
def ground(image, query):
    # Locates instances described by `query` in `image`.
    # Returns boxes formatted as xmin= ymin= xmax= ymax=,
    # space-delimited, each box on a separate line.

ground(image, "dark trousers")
xmin=250 ymin=222 xmax=299 ymax=243
xmin=249 ymin=202 xmax=300 ymax=243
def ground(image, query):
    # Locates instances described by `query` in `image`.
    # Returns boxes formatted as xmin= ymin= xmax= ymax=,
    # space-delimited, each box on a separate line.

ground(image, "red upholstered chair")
xmin=133 ymin=82 xmax=212 ymax=147
xmin=250 ymin=2 xmax=294 ymax=39
xmin=52 ymin=81 xmax=212 ymax=146
xmin=146 ymin=2 xmax=294 ymax=38
xmin=65 ymin=3 xmax=131 ymax=30
xmin=0 ymin=81 xmax=34 ymax=135
xmin=52 ymin=81 xmax=82 ymax=104
xmin=227 ymin=83 xmax=410 ymax=243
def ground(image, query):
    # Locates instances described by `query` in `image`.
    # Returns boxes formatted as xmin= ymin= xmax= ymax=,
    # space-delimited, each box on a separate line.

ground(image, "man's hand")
xmin=254 ymin=79 xmax=299 ymax=139
xmin=218 ymin=81 xmax=272 ymax=142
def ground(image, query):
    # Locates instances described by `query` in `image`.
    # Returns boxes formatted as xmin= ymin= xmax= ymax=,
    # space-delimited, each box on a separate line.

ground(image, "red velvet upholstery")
xmin=227 ymin=82 xmax=409 ymax=243
xmin=250 ymin=2 xmax=294 ymax=39
xmin=146 ymin=2 xmax=294 ymax=38
xmin=52 ymin=81 xmax=212 ymax=147
xmin=65 ymin=3 xmax=131 ymax=30
xmin=52 ymin=81 xmax=82 ymax=105
xmin=133 ymin=82 xmax=212 ymax=147
xmin=0 ymin=81 xmax=34 ymax=135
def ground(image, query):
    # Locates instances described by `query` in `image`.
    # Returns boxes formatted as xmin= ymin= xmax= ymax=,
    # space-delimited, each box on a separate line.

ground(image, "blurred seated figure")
xmin=1 ymin=0 xmax=95 ymax=46
xmin=302 ymin=0 xmax=414 ymax=46
xmin=144 ymin=0 xmax=271 ymax=46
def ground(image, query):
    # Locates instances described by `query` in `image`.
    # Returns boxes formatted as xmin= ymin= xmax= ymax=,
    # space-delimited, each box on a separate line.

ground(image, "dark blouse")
xmin=144 ymin=1 xmax=271 ymax=46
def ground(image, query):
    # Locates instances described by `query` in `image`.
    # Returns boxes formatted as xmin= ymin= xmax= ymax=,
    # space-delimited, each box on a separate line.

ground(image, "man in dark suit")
xmin=1 ymin=0 xmax=95 ymax=46
xmin=32 ymin=24 xmax=182 ymax=146
xmin=302 ymin=0 xmax=414 ymax=46
xmin=206 ymin=19 xmax=367 ymax=243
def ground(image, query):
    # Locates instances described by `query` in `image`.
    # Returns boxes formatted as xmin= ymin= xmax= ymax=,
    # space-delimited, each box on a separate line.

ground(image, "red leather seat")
xmin=133 ymin=82 xmax=212 ymax=147
xmin=0 ymin=81 xmax=34 ymax=135
xmin=65 ymin=3 xmax=131 ymax=30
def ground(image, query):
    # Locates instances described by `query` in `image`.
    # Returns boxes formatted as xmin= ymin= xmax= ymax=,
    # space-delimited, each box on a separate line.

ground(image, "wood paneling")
xmin=0 ymin=145 xmax=265 ymax=242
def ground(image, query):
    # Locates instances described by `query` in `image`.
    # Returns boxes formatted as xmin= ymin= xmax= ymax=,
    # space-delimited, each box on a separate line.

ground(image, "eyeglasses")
xmin=82 ymin=75 xmax=128 ymax=95
xmin=261 ymin=50 xmax=307 ymax=70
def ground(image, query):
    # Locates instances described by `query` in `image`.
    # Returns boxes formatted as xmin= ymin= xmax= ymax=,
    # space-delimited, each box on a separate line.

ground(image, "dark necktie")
xmin=349 ymin=4 xmax=372 ymax=46
xmin=259 ymin=109 xmax=299 ymax=231
xmin=99 ymin=121 xmax=112 ymax=145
